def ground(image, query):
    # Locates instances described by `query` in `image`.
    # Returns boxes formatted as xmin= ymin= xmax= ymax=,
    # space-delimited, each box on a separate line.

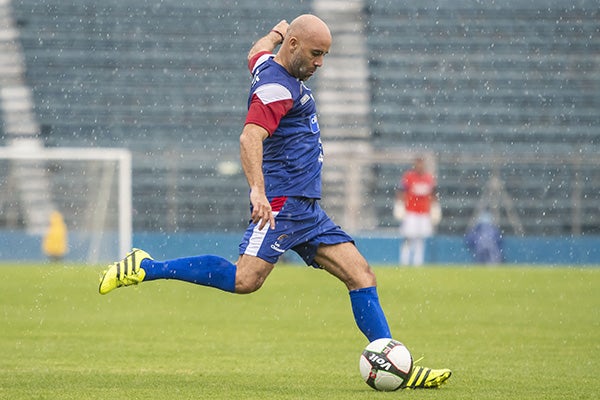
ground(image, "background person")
xmin=465 ymin=210 xmax=503 ymax=264
xmin=42 ymin=210 xmax=68 ymax=262
xmin=394 ymin=157 xmax=441 ymax=266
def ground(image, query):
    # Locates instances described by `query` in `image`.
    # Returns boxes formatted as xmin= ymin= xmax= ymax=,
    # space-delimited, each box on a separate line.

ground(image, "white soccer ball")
xmin=359 ymin=338 xmax=413 ymax=391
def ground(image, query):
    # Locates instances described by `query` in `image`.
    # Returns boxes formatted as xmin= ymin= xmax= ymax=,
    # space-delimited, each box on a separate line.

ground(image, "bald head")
xmin=275 ymin=14 xmax=332 ymax=81
xmin=287 ymin=14 xmax=331 ymax=44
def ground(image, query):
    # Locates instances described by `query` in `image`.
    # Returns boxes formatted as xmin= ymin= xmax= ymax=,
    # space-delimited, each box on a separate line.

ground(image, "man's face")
xmin=414 ymin=159 xmax=426 ymax=174
xmin=289 ymin=37 xmax=330 ymax=81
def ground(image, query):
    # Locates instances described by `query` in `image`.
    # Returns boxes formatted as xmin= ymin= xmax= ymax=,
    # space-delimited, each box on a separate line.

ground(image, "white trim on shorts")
xmin=244 ymin=211 xmax=279 ymax=257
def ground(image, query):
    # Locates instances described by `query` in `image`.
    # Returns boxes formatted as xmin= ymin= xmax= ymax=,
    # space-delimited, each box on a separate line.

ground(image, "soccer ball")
xmin=359 ymin=338 xmax=413 ymax=391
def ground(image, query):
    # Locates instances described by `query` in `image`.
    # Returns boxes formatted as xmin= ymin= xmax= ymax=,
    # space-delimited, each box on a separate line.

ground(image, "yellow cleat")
xmin=403 ymin=365 xmax=452 ymax=389
xmin=98 ymin=248 xmax=152 ymax=295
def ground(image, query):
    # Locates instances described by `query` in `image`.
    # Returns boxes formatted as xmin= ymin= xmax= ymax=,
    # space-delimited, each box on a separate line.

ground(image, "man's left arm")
xmin=430 ymin=186 xmax=442 ymax=226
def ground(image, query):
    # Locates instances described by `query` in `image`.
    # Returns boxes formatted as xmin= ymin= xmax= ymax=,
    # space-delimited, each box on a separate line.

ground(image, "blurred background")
xmin=0 ymin=0 xmax=598 ymax=264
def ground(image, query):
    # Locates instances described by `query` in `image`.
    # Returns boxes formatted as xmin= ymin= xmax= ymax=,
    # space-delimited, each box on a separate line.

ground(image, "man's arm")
xmin=429 ymin=187 xmax=442 ymax=225
xmin=240 ymin=123 xmax=274 ymax=230
xmin=241 ymin=20 xmax=290 ymax=230
xmin=247 ymin=19 xmax=289 ymax=62
xmin=393 ymin=190 xmax=406 ymax=221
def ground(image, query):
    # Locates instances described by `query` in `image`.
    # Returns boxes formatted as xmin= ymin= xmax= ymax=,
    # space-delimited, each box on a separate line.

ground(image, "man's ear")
xmin=288 ymin=36 xmax=298 ymax=52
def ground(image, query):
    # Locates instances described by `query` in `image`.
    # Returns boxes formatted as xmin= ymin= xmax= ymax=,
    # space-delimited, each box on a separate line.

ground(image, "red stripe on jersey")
xmin=248 ymin=51 xmax=272 ymax=73
xmin=270 ymin=196 xmax=288 ymax=212
xmin=245 ymin=94 xmax=293 ymax=135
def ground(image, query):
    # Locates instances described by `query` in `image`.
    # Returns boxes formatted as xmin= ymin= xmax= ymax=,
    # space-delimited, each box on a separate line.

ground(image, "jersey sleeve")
xmin=248 ymin=51 xmax=273 ymax=73
xmin=401 ymin=172 xmax=411 ymax=192
xmin=245 ymin=83 xmax=293 ymax=135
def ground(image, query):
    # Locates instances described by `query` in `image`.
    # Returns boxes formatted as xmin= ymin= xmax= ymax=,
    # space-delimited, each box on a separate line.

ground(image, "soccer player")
xmin=99 ymin=15 xmax=451 ymax=389
xmin=465 ymin=210 xmax=503 ymax=264
xmin=394 ymin=157 xmax=441 ymax=266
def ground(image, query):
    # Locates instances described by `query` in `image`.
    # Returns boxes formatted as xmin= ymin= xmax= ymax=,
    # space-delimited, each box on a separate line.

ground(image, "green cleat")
xmin=403 ymin=365 xmax=452 ymax=389
xmin=98 ymin=248 xmax=152 ymax=295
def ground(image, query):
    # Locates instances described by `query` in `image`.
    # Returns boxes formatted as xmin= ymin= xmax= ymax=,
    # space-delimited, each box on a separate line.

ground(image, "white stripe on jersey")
xmin=251 ymin=53 xmax=273 ymax=74
xmin=254 ymin=83 xmax=292 ymax=105
xmin=244 ymin=211 xmax=280 ymax=257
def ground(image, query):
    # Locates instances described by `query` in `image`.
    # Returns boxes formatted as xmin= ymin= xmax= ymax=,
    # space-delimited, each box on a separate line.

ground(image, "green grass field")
xmin=1 ymin=264 xmax=598 ymax=399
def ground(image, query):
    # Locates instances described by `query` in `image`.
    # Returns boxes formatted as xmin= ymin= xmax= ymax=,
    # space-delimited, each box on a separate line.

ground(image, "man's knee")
xmin=235 ymin=273 xmax=264 ymax=294
xmin=336 ymin=264 xmax=378 ymax=291
xmin=353 ymin=263 xmax=378 ymax=289
xmin=234 ymin=256 xmax=274 ymax=294
xmin=327 ymin=257 xmax=378 ymax=290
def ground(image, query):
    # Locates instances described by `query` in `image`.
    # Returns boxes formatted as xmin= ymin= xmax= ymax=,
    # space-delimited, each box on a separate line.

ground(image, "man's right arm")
xmin=240 ymin=123 xmax=274 ymax=230
xmin=247 ymin=20 xmax=289 ymax=64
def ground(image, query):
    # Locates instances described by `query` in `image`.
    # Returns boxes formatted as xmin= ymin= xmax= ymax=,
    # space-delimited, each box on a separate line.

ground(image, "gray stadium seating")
xmin=8 ymin=0 xmax=599 ymax=236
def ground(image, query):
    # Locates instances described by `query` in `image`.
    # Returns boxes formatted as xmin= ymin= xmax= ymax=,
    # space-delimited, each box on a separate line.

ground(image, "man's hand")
xmin=248 ymin=19 xmax=289 ymax=62
xmin=250 ymin=189 xmax=275 ymax=230
xmin=271 ymin=19 xmax=289 ymax=40
xmin=393 ymin=200 xmax=406 ymax=221
xmin=430 ymin=201 xmax=442 ymax=225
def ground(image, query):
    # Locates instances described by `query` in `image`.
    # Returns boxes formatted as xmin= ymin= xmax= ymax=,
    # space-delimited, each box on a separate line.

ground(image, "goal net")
xmin=0 ymin=145 xmax=132 ymax=264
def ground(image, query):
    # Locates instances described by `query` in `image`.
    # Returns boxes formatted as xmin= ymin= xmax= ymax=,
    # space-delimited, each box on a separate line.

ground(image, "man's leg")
xmin=313 ymin=242 xmax=391 ymax=342
xmin=413 ymin=238 xmax=425 ymax=266
xmin=400 ymin=239 xmax=412 ymax=266
xmin=144 ymin=253 xmax=274 ymax=294
xmin=99 ymin=248 xmax=274 ymax=295
xmin=314 ymin=242 xmax=452 ymax=389
xmin=142 ymin=253 xmax=237 ymax=291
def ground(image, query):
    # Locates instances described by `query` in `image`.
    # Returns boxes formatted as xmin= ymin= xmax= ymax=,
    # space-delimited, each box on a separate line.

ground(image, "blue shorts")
xmin=239 ymin=197 xmax=354 ymax=268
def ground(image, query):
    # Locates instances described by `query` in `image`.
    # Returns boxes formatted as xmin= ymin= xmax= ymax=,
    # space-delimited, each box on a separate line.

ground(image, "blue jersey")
xmin=246 ymin=54 xmax=324 ymax=199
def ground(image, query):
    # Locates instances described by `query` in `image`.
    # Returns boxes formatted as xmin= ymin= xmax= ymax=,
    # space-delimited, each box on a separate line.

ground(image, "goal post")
xmin=0 ymin=146 xmax=132 ymax=263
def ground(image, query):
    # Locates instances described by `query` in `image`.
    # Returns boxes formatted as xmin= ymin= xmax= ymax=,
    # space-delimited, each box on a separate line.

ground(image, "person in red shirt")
xmin=394 ymin=157 xmax=441 ymax=266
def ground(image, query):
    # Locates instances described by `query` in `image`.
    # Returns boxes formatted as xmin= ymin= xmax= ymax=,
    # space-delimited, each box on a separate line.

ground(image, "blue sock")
xmin=141 ymin=255 xmax=236 ymax=293
xmin=349 ymin=286 xmax=392 ymax=342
